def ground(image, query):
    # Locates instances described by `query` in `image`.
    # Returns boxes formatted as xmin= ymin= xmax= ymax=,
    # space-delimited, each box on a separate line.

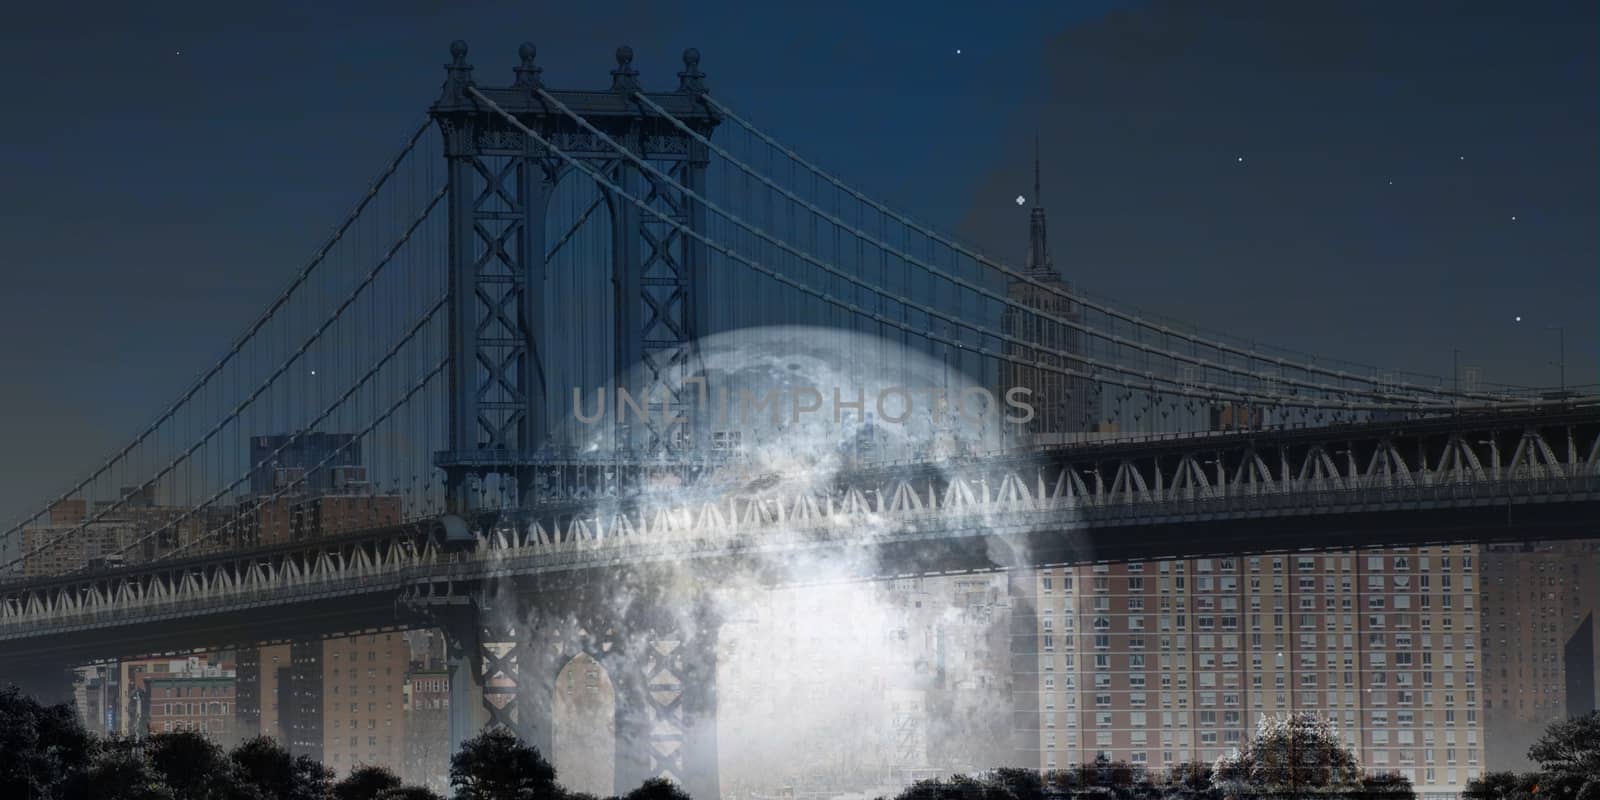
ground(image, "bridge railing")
xmin=2 ymin=447 xmax=1597 ymax=642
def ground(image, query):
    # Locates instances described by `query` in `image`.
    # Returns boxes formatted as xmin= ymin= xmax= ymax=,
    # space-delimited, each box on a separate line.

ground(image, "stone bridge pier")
xmin=424 ymin=567 xmax=721 ymax=799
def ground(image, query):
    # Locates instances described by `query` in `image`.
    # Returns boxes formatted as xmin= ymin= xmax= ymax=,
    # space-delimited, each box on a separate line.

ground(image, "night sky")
xmin=1 ymin=0 xmax=1595 ymax=522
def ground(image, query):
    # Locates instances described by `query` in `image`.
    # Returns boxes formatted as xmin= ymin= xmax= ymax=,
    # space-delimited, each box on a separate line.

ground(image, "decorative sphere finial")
xmin=514 ymin=41 xmax=542 ymax=89
xmin=449 ymin=40 xmax=468 ymax=63
xmin=677 ymin=46 xmax=708 ymax=94
xmin=610 ymin=45 xmax=640 ymax=92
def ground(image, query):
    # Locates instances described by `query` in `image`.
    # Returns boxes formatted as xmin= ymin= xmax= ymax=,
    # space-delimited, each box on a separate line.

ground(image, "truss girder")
xmin=5 ymin=411 xmax=1600 ymax=637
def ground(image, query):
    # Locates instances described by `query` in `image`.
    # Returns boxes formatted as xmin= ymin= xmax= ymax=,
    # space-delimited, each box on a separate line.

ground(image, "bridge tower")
xmin=426 ymin=41 xmax=722 ymax=797
xmin=431 ymin=41 xmax=718 ymax=512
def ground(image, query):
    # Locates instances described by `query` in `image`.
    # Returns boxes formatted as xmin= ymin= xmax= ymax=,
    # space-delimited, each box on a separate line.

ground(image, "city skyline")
xmin=0 ymin=5 xmax=1597 ymax=800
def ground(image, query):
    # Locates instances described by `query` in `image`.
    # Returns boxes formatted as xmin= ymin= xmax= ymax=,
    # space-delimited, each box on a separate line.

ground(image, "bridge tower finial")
xmin=611 ymin=46 xmax=640 ymax=92
xmin=439 ymin=40 xmax=474 ymax=106
xmin=677 ymin=48 xmax=708 ymax=94
xmin=513 ymin=42 xmax=542 ymax=90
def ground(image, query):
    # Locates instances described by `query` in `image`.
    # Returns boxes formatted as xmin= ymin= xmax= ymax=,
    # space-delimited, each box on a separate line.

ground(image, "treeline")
xmin=0 ymin=686 xmax=686 ymax=800
xmin=5 ymin=685 xmax=1595 ymax=800
xmin=889 ymin=760 xmax=1415 ymax=800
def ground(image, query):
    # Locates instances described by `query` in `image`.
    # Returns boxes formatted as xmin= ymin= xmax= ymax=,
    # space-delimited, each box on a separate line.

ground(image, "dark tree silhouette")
xmin=333 ymin=764 xmax=404 ymax=800
xmin=449 ymin=728 xmax=560 ymax=800
xmin=621 ymin=777 xmax=693 ymax=800
xmin=1165 ymin=761 xmax=1220 ymax=799
xmin=146 ymin=729 xmax=238 ymax=799
xmin=229 ymin=735 xmax=333 ymax=800
xmin=0 ymin=685 xmax=95 ymax=799
xmin=1465 ymin=713 xmax=1600 ymax=800
xmin=1359 ymin=771 xmax=1416 ymax=800
xmin=981 ymin=767 xmax=1043 ymax=800
xmin=81 ymin=738 xmax=176 ymax=800
xmin=1462 ymin=771 xmax=1544 ymax=800
xmin=1528 ymin=711 xmax=1600 ymax=797
xmin=376 ymin=785 xmax=446 ymax=800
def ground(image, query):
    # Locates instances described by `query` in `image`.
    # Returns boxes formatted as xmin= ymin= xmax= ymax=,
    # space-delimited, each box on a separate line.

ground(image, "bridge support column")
xmin=445 ymin=612 xmax=489 ymax=754
xmin=613 ymin=620 xmax=720 ymax=800
xmin=457 ymin=572 xmax=721 ymax=797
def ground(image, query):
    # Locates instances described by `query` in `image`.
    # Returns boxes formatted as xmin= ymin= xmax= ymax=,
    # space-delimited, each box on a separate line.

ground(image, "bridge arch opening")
xmin=552 ymin=651 xmax=617 ymax=795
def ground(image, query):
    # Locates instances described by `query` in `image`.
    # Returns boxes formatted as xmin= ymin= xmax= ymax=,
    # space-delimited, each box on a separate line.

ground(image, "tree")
xmin=893 ymin=775 xmax=1011 ymax=800
xmin=376 ymin=786 xmax=446 ymax=800
xmin=146 ymin=729 xmax=238 ymax=799
xmin=449 ymin=728 xmax=559 ymax=800
xmin=1528 ymin=711 xmax=1600 ymax=798
xmin=1165 ymin=761 xmax=1221 ymax=799
xmin=1358 ymin=771 xmax=1416 ymax=800
xmin=982 ymin=767 xmax=1044 ymax=800
xmin=621 ymin=777 xmax=694 ymax=800
xmin=0 ymin=685 xmax=95 ymax=799
xmin=334 ymin=764 xmax=403 ymax=800
xmin=230 ymin=736 xmax=332 ymax=800
xmin=79 ymin=738 xmax=176 ymax=800
xmin=1462 ymin=771 xmax=1551 ymax=800
xmin=1213 ymin=712 xmax=1362 ymax=796
xmin=1464 ymin=714 xmax=1600 ymax=800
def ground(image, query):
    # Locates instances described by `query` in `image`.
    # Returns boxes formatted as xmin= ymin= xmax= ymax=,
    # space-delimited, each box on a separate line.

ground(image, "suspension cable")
xmin=3 ymin=117 xmax=436 ymax=545
xmin=479 ymin=87 xmax=1473 ymax=414
xmin=700 ymin=97 xmax=1503 ymax=402
xmin=0 ymin=190 xmax=446 ymax=576
xmin=158 ymin=358 xmax=448 ymax=562
xmin=635 ymin=92 xmax=1491 ymax=407
xmin=76 ymin=295 xmax=446 ymax=574
xmin=520 ymin=87 xmax=1456 ymax=412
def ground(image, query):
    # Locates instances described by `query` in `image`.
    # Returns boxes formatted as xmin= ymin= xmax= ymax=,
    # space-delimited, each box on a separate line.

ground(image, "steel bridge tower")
xmin=425 ymin=42 xmax=723 ymax=798
xmin=431 ymin=41 xmax=718 ymax=512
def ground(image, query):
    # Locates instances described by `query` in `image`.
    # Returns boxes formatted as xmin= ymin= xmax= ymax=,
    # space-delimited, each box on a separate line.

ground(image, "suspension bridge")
xmin=1 ymin=43 xmax=1596 ymax=795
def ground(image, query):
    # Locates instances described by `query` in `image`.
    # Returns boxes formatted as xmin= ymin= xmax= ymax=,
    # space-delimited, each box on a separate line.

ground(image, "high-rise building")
xmin=248 ymin=432 xmax=365 ymax=497
xmin=321 ymin=632 xmax=410 ymax=773
xmin=998 ymin=141 xmax=1100 ymax=447
xmin=284 ymin=640 xmax=325 ymax=762
xmin=1022 ymin=547 xmax=1485 ymax=799
xmin=1480 ymin=540 xmax=1600 ymax=772
xmin=235 ymin=643 xmax=292 ymax=742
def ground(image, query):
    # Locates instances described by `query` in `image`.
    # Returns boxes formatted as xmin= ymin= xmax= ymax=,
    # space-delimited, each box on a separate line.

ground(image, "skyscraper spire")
xmin=1034 ymin=134 xmax=1041 ymax=206
xmin=1026 ymin=134 xmax=1052 ymax=276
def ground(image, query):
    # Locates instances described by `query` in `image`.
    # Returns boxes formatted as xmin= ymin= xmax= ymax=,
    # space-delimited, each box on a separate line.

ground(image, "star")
xmin=1511 ymin=215 xmax=1518 ymax=221
xmin=955 ymin=48 xmax=962 ymax=55
xmin=1015 ymin=195 xmax=1025 ymax=206
xmin=310 ymin=370 xmax=317 ymax=376
xmin=1515 ymin=316 xmax=1523 ymax=323
xmin=1236 ymin=156 xmax=1244 ymax=163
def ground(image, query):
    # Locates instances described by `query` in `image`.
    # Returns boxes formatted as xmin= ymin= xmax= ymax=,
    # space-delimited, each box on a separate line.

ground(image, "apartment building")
xmin=1022 ymin=545 xmax=1483 ymax=799
xmin=1480 ymin=540 xmax=1600 ymax=772
xmin=321 ymin=632 xmax=411 ymax=772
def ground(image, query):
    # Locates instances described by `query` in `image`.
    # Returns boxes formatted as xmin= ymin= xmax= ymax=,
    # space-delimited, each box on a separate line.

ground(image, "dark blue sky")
xmin=0 ymin=0 xmax=1595 ymax=520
